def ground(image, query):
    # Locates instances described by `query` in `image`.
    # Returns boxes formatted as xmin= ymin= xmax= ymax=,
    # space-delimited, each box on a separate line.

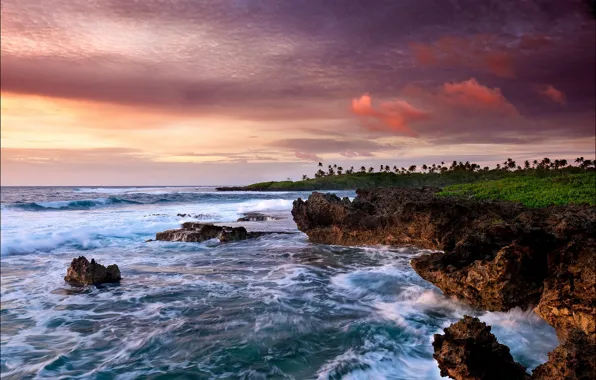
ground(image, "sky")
xmin=1 ymin=0 xmax=595 ymax=186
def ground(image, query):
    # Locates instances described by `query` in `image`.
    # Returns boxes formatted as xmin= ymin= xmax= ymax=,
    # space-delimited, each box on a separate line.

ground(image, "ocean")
xmin=0 ymin=186 xmax=558 ymax=379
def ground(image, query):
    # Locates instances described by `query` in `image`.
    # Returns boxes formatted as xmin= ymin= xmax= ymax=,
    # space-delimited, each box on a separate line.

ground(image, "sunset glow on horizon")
xmin=1 ymin=0 xmax=595 ymax=185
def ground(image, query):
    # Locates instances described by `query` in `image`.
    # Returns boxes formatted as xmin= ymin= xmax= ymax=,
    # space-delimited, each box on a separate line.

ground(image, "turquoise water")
xmin=0 ymin=187 xmax=558 ymax=379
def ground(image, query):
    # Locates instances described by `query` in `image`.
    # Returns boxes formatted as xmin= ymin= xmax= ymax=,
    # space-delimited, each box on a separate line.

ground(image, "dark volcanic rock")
xmin=292 ymin=188 xmax=595 ymax=314
xmin=156 ymin=222 xmax=249 ymax=242
xmin=534 ymin=237 xmax=596 ymax=342
xmin=530 ymin=329 xmax=596 ymax=380
xmin=292 ymin=187 xmax=596 ymax=379
xmin=155 ymin=222 xmax=287 ymax=243
xmin=64 ymin=256 xmax=121 ymax=286
xmin=433 ymin=316 xmax=529 ymax=380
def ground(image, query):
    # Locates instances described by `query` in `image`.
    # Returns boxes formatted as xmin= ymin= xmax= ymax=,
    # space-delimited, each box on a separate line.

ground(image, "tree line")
xmin=301 ymin=157 xmax=595 ymax=180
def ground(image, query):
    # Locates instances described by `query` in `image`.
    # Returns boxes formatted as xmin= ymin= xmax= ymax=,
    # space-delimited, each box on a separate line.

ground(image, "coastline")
xmin=290 ymin=187 xmax=595 ymax=378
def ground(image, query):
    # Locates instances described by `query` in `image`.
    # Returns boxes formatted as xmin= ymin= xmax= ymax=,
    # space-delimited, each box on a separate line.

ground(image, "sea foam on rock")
xmin=64 ymin=256 xmax=121 ymax=286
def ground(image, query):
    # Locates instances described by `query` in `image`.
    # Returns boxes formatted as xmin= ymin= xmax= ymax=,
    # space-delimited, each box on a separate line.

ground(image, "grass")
xmin=437 ymin=173 xmax=596 ymax=207
xmin=232 ymin=167 xmax=590 ymax=192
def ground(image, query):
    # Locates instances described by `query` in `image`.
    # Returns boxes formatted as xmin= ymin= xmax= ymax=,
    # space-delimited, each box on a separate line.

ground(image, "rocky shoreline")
xmin=292 ymin=188 xmax=595 ymax=379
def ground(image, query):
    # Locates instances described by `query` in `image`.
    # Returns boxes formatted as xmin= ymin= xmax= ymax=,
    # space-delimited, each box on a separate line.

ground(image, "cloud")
xmin=294 ymin=151 xmax=322 ymax=162
xmin=439 ymin=79 xmax=518 ymax=116
xmin=271 ymin=138 xmax=398 ymax=154
xmin=540 ymin=85 xmax=566 ymax=105
xmin=351 ymin=94 xmax=429 ymax=135
xmin=409 ymin=35 xmax=515 ymax=78
xmin=340 ymin=151 xmax=374 ymax=157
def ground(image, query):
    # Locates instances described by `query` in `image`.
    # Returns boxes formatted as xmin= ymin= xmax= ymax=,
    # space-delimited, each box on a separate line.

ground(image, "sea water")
xmin=0 ymin=187 xmax=558 ymax=379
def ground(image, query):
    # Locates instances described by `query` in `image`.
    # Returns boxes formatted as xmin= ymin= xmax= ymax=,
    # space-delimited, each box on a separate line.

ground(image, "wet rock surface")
xmin=64 ymin=256 xmax=121 ymax=286
xmin=155 ymin=222 xmax=290 ymax=243
xmin=433 ymin=316 xmax=529 ymax=380
xmin=292 ymin=188 xmax=595 ymax=314
xmin=292 ymin=188 xmax=596 ymax=379
xmin=530 ymin=329 xmax=596 ymax=380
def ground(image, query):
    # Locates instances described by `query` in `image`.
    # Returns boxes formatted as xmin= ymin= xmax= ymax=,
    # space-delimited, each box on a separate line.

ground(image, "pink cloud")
xmin=294 ymin=151 xmax=322 ymax=162
xmin=540 ymin=85 xmax=566 ymax=105
xmin=351 ymin=94 xmax=429 ymax=135
xmin=440 ymin=79 xmax=518 ymax=116
xmin=409 ymin=35 xmax=515 ymax=78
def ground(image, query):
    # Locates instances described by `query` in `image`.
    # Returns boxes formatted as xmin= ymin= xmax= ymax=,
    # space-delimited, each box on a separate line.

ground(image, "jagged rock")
xmin=534 ymin=238 xmax=596 ymax=342
xmin=530 ymin=329 xmax=596 ymax=380
xmin=64 ymin=256 xmax=121 ymax=286
xmin=156 ymin=222 xmax=247 ymax=242
xmin=292 ymin=189 xmax=595 ymax=313
xmin=154 ymin=222 xmax=287 ymax=243
xmin=433 ymin=316 xmax=529 ymax=380
xmin=292 ymin=188 xmax=596 ymax=379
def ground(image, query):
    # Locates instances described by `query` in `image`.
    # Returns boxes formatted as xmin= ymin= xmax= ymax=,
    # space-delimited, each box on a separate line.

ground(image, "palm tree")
xmin=368 ymin=167 xmax=374 ymax=173
xmin=302 ymin=174 xmax=309 ymax=180
xmin=337 ymin=166 xmax=343 ymax=175
xmin=360 ymin=166 xmax=366 ymax=173
xmin=524 ymin=160 xmax=530 ymax=170
xmin=408 ymin=165 xmax=417 ymax=173
xmin=532 ymin=159 xmax=538 ymax=169
xmin=421 ymin=164 xmax=428 ymax=173
xmin=384 ymin=165 xmax=390 ymax=172
xmin=379 ymin=165 xmax=384 ymax=172
xmin=318 ymin=162 xmax=323 ymax=168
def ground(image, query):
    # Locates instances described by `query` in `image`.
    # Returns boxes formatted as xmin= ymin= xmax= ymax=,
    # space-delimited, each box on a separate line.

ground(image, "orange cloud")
xmin=351 ymin=94 xmax=429 ymax=135
xmin=440 ymin=79 xmax=518 ymax=116
xmin=539 ymin=85 xmax=566 ymax=105
xmin=294 ymin=151 xmax=322 ymax=161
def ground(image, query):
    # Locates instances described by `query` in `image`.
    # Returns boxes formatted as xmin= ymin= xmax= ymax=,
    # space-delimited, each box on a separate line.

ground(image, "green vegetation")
xmin=438 ymin=173 xmax=596 ymax=207
xmin=218 ymin=157 xmax=595 ymax=192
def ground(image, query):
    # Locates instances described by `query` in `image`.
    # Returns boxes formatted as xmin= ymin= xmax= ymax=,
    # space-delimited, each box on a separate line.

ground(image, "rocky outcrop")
xmin=433 ymin=318 xmax=596 ymax=380
xmin=292 ymin=188 xmax=596 ymax=379
xmin=534 ymin=237 xmax=596 ymax=342
xmin=155 ymin=222 xmax=291 ymax=243
xmin=156 ymin=222 xmax=252 ymax=242
xmin=292 ymin=189 xmax=595 ymax=314
xmin=433 ymin=316 xmax=529 ymax=380
xmin=530 ymin=329 xmax=596 ymax=380
xmin=64 ymin=256 xmax=121 ymax=286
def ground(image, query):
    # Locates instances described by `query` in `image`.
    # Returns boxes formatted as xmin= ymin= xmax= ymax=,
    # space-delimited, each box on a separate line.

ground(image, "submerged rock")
xmin=433 ymin=316 xmax=529 ymax=380
xmin=64 ymin=256 xmax=121 ymax=286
